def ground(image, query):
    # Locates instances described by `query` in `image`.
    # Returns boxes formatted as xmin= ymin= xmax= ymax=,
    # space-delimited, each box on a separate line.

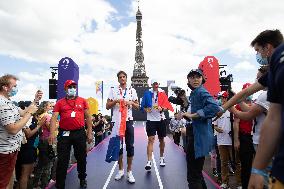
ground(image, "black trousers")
xmin=239 ymin=133 xmax=255 ymax=189
xmin=186 ymin=126 xmax=207 ymax=189
xmin=173 ymin=131 xmax=181 ymax=145
xmin=55 ymin=129 xmax=87 ymax=189
xmin=119 ymin=121 xmax=134 ymax=157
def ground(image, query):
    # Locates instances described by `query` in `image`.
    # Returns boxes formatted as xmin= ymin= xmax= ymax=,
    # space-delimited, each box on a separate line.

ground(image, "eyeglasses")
xmin=68 ymin=85 xmax=77 ymax=89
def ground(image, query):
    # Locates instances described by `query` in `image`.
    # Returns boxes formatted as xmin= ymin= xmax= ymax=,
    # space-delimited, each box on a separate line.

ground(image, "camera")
xmin=173 ymin=87 xmax=186 ymax=97
xmin=219 ymin=74 xmax=235 ymax=99
xmin=168 ymin=86 xmax=189 ymax=111
xmin=220 ymin=74 xmax=233 ymax=92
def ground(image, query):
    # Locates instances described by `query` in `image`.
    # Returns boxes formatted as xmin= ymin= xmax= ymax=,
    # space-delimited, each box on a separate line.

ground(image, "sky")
xmin=1 ymin=0 xmax=283 ymax=115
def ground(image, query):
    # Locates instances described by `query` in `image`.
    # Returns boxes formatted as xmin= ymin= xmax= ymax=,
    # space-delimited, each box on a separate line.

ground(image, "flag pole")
xmin=101 ymin=81 xmax=103 ymax=113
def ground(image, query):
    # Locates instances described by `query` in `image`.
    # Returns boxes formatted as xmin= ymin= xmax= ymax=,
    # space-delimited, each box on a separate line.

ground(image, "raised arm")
xmin=230 ymin=104 xmax=266 ymax=121
xmin=222 ymin=82 xmax=264 ymax=111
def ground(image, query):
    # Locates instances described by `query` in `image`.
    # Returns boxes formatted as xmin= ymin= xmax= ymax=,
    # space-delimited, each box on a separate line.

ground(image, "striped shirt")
xmin=0 ymin=96 xmax=22 ymax=154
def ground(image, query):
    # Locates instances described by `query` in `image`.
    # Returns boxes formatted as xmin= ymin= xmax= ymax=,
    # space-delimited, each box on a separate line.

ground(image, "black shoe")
xmin=80 ymin=179 xmax=87 ymax=189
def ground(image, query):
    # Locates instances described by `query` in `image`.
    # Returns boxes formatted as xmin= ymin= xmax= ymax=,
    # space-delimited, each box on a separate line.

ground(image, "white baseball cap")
xmin=151 ymin=79 xmax=159 ymax=85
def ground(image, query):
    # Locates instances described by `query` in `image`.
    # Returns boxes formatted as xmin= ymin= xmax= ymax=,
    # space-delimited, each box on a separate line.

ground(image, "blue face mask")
xmin=246 ymin=95 xmax=253 ymax=101
xmin=67 ymin=88 xmax=77 ymax=96
xmin=256 ymin=53 xmax=268 ymax=65
xmin=8 ymin=87 xmax=18 ymax=97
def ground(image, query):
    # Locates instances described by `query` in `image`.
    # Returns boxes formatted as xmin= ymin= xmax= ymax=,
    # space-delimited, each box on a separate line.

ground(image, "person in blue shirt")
xmin=219 ymin=29 xmax=283 ymax=116
xmin=248 ymin=43 xmax=284 ymax=189
xmin=181 ymin=69 xmax=220 ymax=189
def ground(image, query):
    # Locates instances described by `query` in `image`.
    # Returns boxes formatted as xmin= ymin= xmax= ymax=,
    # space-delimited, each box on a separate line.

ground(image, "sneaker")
xmin=145 ymin=161 xmax=152 ymax=170
xmin=160 ymin=157 xmax=166 ymax=167
xmin=127 ymin=171 xmax=135 ymax=183
xmin=80 ymin=179 xmax=87 ymax=189
xmin=114 ymin=170 xmax=124 ymax=180
xmin=220 ymin=183 xmax=230 ymax=189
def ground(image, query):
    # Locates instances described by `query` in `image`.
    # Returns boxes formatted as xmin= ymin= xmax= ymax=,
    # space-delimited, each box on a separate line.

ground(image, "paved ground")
xmin=48 ymin=121 xmax=221 ymax=189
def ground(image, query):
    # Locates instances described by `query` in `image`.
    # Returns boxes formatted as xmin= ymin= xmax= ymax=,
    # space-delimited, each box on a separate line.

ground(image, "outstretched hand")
xmin=213 ymin=111 xmax=224 ymax=121
xmin=26 ymin=103 xmax=38 ymax=115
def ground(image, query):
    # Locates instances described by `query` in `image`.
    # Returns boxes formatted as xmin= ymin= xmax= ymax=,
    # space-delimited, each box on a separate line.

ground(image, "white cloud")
xmin=234 ymin=61 xmax=257 ymax=71
xmin=0 ymin=0 xmax=116 ymax=64
xmin=2 ymin=0 xmax=282 ymax=69
xmin=11 ymin=82 xmax=38 ymax=102
xmin=18 ymin=71 xmax=50 ymax=82
xmin=1 ymin=0 xmax=283 ymax=113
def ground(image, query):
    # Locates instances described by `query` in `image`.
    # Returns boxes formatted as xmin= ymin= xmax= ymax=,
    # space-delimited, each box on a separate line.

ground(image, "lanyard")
xmin=119 ymin=86 xmax=127 ymax=99
xmin=152 ymin=92 xmax=158 ymax=103
xmin=65 ymin=97 xmax=77 ymax=111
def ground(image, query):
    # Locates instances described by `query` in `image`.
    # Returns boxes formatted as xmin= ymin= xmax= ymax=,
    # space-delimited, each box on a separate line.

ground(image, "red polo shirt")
xmin=235 ymin=104 xmax=253 ymax=135
xmin=54 ymin=96 xmax=89 ymax=130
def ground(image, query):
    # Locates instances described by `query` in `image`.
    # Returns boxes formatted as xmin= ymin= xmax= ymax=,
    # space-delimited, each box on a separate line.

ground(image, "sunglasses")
xmin=68 ymin=85 xmax=77 ymax=89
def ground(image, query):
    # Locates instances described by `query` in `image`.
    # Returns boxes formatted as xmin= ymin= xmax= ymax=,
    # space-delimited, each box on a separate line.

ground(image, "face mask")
xmin=8 ymin=86 xmax=18 ymax=97
xmin=246 ymin=95 xmax=253 ymax=101
xmin=67 ymin=88 xmax=77 ymax=96
xmin=256 ymin=53 xmax=268 ymax=65
xmin=217 ymin=99 xmax=222 ymax=106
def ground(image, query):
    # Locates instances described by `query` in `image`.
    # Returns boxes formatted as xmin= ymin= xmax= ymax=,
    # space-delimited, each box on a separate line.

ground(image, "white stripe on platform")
xmin=102 ymin=161 xmax=118 ymax=189
xmin=152 ymin=152 xmax=164 ymax=189
xmin=144 ymin=125 xmax=164 ymax=189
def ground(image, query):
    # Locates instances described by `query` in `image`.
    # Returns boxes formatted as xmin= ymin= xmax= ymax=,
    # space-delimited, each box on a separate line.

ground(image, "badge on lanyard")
xmin=153 ymin=92 xmax=158 ymax=109
xmin=65 ymin=98 xmax=77 ymax=118
xmin=71 ymin=111 xmax=76 ymax=118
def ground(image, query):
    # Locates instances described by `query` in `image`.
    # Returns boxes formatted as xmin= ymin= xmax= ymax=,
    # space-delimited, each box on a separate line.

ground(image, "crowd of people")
xmin=0 ymin=28 xmax=284 ymax=189
xmin=0 ymin=77 xmax=111 ymax=189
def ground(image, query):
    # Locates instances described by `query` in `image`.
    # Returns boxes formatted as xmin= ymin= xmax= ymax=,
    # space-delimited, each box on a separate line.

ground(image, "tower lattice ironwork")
xmin=131 ymin=6 xmax=149 ymax=87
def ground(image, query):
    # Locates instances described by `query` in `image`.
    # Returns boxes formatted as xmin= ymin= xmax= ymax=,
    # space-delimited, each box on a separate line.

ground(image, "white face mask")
xmin=67 ymin=88 xmax=77 ymax=96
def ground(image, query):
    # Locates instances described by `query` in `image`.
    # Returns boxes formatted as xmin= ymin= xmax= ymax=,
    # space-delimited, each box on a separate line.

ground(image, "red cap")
xmin=220 ymin=91 xmax=228 ymax=98
xmin=64 ymin=80 xmax=77 ymax=89
xmin=242 ymin=83 xmax=251 ymax=90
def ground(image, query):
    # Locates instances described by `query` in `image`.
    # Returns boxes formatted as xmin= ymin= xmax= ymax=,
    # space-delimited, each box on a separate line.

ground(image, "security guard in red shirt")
xmin=49 ymin=80 xmax=93 ymax=189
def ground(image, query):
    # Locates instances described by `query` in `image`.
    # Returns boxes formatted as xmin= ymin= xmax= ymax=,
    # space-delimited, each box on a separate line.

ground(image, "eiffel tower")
xmin=131 ymin=6 xmax=149 ymax=87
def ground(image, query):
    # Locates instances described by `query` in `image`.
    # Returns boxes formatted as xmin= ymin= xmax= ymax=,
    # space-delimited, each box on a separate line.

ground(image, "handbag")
xmin=105 ymin=135 xmax=121 ymax=163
